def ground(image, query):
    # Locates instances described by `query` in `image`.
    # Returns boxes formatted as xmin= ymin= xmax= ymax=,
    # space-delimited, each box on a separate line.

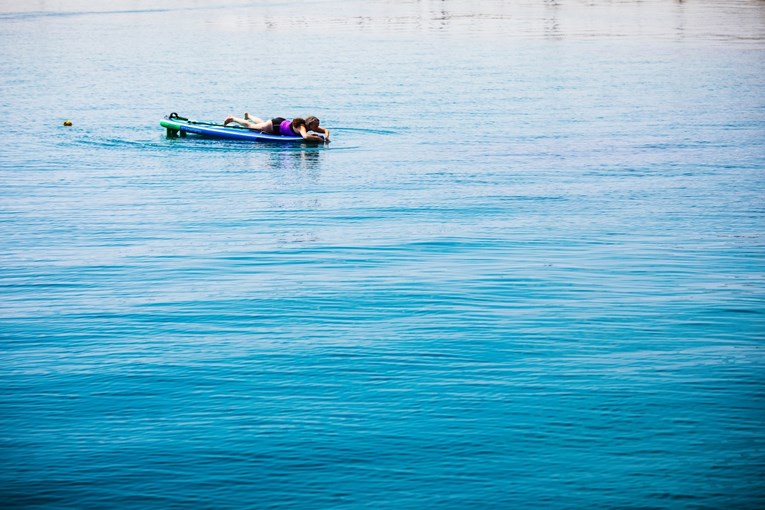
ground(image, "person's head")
xmin=291 ymin=118 xmax=306 ymax=130
xmin=305 ymin=116 xmax=320 ymax=131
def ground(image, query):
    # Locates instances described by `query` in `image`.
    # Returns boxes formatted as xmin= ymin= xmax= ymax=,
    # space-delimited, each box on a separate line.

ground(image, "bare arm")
xmin=297 ymin=125 xmax=325 ymax=142
xmin=314 ymin=126 xmax=330 ymax=140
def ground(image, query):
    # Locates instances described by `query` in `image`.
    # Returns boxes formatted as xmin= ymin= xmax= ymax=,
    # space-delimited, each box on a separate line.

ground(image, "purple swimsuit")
xmin=279 ymin=119 xmax=295 ymax=136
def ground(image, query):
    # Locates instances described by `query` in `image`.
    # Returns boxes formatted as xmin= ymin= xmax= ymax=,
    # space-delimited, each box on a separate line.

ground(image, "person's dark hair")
xmin=291 ymin=118 xmax=306 ymax=130
xmin=306 ymin=116 xmax=320 ymax=128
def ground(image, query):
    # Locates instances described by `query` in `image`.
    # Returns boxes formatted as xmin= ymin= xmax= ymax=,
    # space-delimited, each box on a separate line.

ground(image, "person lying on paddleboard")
xmin=223 ymin=114 xmax=329 ymax=142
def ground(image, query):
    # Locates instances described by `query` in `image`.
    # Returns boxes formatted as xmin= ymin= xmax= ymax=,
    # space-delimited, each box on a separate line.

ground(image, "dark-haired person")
xmin=224 ymin=113 xmax=328 ymax=142
xmin=304 ymin=116 xmax=330 ymax=142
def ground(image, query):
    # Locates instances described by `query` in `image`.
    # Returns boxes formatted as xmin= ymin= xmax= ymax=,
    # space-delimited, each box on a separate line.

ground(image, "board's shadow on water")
xmin=156 ymin=132 xmax=366 ymax=153
xmin=260 ymin=146 xmax=323 ymax=174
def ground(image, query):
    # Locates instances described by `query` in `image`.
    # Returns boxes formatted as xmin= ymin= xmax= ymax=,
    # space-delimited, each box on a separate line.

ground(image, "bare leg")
xmin=224 ymin=116 xmax=262 ymax=129
xmin=224 ymin=116 xmax=275 ymax=132
xmin=224 ymin=116 xmax=249 ymax=127
xmin=259 ymin=120 xmax=276 ymax=133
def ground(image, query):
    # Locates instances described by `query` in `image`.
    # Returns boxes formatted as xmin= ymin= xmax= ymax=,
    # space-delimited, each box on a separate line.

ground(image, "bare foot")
xmin=223 ymin=116 xmax=234 ymax=125
xmin=244 ymin=112 xmax=251 ymax=120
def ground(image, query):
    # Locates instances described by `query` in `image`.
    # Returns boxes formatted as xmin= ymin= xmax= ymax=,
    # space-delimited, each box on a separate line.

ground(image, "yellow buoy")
xmin=63 ymin=120 xmax=72 ymax=126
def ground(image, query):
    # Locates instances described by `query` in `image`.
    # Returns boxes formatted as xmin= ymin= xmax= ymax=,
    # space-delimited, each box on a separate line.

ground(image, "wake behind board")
xmin=161 ymin=113 xmax=325 ymax=144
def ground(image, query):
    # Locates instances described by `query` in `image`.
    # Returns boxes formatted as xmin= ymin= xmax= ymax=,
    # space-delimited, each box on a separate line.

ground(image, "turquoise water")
xmin=2 ymin=1 xmax=764 ymax=508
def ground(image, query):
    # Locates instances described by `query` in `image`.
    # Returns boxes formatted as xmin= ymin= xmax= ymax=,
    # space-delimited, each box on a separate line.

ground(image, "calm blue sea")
xmin=1 ymin=1 xmax=764 ymax=508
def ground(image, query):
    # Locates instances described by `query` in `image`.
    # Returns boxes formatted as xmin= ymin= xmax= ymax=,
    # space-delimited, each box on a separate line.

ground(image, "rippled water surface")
xmin=1 ymin=1 xmax=764 ymax=508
